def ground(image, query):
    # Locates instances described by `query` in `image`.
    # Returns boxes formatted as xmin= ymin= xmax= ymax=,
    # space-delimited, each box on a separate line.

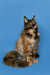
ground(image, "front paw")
xmin=28 ymin=61 xmax=32 ymax=66
xmin=21 ymin=57 xmax=26 ymax=61
xmin=33 ymin=58 xmax=38 ymax=63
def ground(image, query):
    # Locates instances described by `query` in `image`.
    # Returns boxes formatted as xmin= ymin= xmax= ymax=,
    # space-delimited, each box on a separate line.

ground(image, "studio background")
xmin=0 ymin=0 xmax=50 ymax=75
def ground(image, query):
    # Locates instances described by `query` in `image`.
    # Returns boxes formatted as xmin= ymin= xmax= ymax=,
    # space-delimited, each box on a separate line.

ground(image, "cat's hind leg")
xmin=32 ymin=49 xmax=38 ymax=63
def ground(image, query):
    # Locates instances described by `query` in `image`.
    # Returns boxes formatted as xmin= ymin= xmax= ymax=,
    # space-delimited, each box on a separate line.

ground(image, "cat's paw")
xmin=21 ymin=57 xmax=26 ymax=61
xmin=28 ymin=61 xmax=32 ymax=66
xmin=33 ymin=58 xmax=38 ymax=63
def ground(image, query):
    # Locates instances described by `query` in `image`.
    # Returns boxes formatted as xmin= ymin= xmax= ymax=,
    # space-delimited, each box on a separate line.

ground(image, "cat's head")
xmin=24 ymin=15 xmax=40 ymax=40
xmin=24 ymin=15 xmax=37 ymax=30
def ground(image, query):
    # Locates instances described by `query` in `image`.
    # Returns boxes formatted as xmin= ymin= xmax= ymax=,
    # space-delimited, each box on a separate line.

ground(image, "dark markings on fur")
xmin=33 ymin=27 xmax=38 ymax=39
xmin=3 ymin=50 xmax=39 ymax=67
xmin=35 ymin=53 xmax=39 ymax=58
xmin=32 ymin=53 xmax=39 ymax=58
xmin=34 ymin=27 xmax=38 ymax=31
xmin=24 ymin=23 xmax=28 ymax=25
xmin=3 ymin=51 xmax=28 ymax=67
xmin=12 ymin=60 xmax=15 ymax=64
xmin=26 ymin=33 xmax=32 ymax=38
xmin=34 ymin=34 xmax=38 ymax=39
xmin=33 ymin=31 xmax=37 ymax=34
xmin=3 ymin=57 xmax=7 ymax=61
xmin=25 ymin=27 xmax=33 ymax=30
xmin=28 ymin=20 xmax=32 ymax=22
xmin=32 ymin=24 xmax=35 ymax=26
xmin=34 ymin=34 xmax=37 ymax=39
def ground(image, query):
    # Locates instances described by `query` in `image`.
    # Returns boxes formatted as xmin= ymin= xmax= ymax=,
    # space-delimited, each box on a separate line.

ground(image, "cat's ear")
xmin=32 ymin=15 xmax=35 ymax=20
xmin=24 ymin=16 xmax=28 ymax=23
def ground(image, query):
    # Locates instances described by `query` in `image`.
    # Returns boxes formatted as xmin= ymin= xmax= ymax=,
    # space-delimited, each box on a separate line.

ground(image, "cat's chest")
xmin=29 ymin=39 xmax=37 ymax=50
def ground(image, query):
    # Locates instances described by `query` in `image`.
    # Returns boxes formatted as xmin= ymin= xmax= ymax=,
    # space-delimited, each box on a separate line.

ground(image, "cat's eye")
xmin=32 ymin=24 xmax=35 ymax=26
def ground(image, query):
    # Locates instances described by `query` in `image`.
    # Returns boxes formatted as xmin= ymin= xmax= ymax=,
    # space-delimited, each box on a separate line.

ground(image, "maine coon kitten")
xmin=3 ymin=15 xmax=40 ymax=67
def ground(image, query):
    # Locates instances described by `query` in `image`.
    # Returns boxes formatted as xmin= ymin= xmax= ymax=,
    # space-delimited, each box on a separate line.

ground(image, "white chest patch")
xmin=31 ymin=39 xmax=36 ymax=49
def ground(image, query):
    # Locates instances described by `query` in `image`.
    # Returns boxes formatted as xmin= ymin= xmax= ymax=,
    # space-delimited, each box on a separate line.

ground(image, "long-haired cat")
xmin=3 ymin=15 xmax=40 ymax=67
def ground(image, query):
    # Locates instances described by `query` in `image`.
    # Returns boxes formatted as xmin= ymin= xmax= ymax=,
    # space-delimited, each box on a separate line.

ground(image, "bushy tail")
xmin=3 ymin=50 xmax=28 ymax=67
xmin=3 ymin=50 xmax=39 ymax=67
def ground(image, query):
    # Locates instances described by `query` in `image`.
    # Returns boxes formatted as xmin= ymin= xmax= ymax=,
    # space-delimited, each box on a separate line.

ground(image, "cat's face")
xmin=24 ymin=15 xmax=37 ymax=29
xmin=24 ymin=15 xmax=40 ymax=40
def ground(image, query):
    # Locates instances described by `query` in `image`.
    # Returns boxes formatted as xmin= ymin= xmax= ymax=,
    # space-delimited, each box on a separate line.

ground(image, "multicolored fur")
xmin=3 ymin=15 xmax=40 ymax=67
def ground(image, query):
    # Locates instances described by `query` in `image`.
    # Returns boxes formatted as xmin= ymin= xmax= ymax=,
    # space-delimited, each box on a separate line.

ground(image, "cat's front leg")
xmin=24 ymin=50 xmax=32 ymax=66
xmin=32 ymin=49 xmax=38 ymax=63
xmin=23 ymin=41 xmax=32 ymax=66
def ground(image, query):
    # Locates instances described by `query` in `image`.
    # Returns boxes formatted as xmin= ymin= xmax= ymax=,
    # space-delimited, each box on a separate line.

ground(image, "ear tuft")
xmin=33 ymin=15 xmax=36 ymax=19
xmin=24 ymin=16 xmax=28 ymax=23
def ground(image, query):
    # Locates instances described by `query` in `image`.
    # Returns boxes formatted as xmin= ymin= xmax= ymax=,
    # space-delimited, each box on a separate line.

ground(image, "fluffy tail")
xmin=3 ymin=50 xmax=28 ymax=67
xmin=3 ymin=50 xmax=39 ymax=67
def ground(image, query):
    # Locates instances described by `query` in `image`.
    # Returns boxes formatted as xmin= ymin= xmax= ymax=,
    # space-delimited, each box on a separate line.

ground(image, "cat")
xmin=3 ymin=15 xmax=40 ymax=67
